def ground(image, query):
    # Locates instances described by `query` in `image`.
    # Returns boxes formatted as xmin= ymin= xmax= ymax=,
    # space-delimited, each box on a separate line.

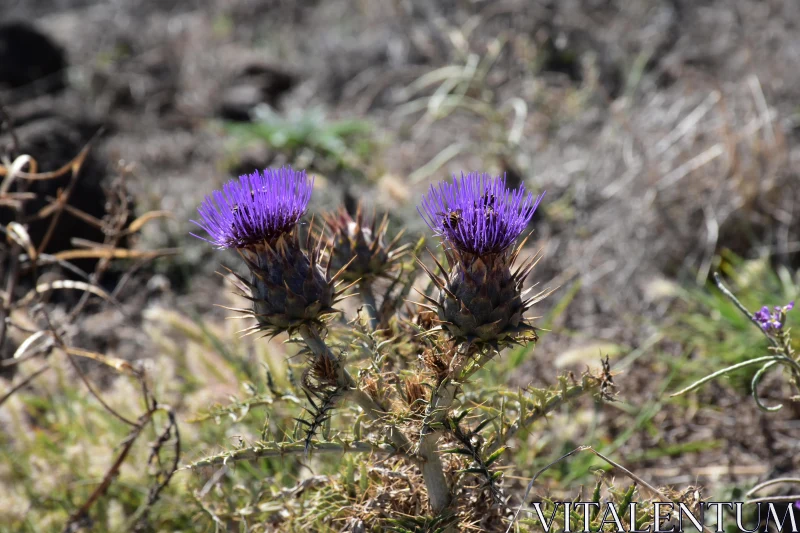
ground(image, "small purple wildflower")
xmin=418 ymin=172 xmax=544 ymax=256
xmin=754 ymin=301 xmax=794 ymax=332
xmin=192 ymin=167 xmax=314 ymax=249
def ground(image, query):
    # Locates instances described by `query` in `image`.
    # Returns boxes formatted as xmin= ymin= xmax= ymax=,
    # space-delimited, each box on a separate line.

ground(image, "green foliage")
xmin=518 ymin=482 xmax=656 ymax=533
xmin=668 ymin=256 xmax=799 ymax=397
xmin=224 ymin=107 xmax=373 ymax=171
xmin=678 ymin=258 xmax=794 ymax=365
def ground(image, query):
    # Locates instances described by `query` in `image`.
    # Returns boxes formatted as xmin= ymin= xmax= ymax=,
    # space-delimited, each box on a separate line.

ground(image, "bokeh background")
xmin=1 ymin=0 xmax=799 ymax=530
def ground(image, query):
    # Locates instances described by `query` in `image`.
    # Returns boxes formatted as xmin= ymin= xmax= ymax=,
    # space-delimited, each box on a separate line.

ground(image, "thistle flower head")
xmin=415 ymin=173 xmax=546 ymax=348
xmin=417 ymin=172 xmax=544 ymax=257
xmin=754 ymin=301 xmax=794 ymax=332
xmin=192 ymin=167 xmax=313 ymax=249
xmin=192 ymin=167 xmax=346 ymax=336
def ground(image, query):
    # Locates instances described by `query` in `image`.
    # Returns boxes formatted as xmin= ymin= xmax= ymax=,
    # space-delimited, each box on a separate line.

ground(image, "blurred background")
xmin=1 ymin=0 xmax=799 ymax=530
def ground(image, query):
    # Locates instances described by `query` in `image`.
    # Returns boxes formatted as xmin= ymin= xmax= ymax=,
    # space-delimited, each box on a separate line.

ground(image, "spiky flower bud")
xmin=192 ymin=167 xmax=344 ymax=336
xmin=322 ymin=205 xmax=404 ymax=284
xmin=417 ymin=172 xmax=545 ymax=347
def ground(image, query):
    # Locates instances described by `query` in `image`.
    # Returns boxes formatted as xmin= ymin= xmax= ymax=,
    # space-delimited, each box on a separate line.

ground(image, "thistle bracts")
xmin=432 ymin=247 xmax=545 ymax=347
xmin=323 ymin=204 xmax=406 ymax=284
xmin=240 ymin=230 xmax=344 ymax=336
xmin=417 ymin=172 xmax=546 ymax=348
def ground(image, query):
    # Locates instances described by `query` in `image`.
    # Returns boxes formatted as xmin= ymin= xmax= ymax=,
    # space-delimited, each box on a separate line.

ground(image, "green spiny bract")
xmin=237 ymin=229 xmax=347 ymax=337
xmin=420 ymin=242 xmax=543 ymax=349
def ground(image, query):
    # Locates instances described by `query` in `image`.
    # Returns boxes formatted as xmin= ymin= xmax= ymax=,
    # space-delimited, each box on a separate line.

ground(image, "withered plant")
xmin=0 ymin=112 xmax=180 ymax=532
xmin=188 ymin=168 xmax=614 ymax=531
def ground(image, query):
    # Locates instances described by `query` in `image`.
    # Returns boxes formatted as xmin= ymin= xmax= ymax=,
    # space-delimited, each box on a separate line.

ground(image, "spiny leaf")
xmin=441 ymin=447 xmax=474 ymax=456
xmin=472 ymin=416 xmax=494 ymax=435
xmin=484 ymin=446 xmax=506 ymax=467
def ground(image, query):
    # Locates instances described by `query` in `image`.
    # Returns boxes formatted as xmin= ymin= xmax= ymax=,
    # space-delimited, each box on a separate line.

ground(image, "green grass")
xmin=223 ymin=108 xmax=374 ymax=173
xmin=482 ymin=255 xmax=799 ymax=498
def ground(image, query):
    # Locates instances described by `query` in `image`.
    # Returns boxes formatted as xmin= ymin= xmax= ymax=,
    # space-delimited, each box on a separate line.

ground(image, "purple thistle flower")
xmin=192 ymin=167 xmax=314 ymax=249
xmin=417 ymin=172 xmax=544 ymax=256
xmin=753 ymin=301 xmax=794 ymax=332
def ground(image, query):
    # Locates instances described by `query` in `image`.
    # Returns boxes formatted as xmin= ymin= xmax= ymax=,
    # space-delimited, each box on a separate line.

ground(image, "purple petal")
xmin=418 ymin=172 xmax=544 ymax=256
xmin=192 ymin=167 xmax=313 ymax=249
xmin=754 ymin=307 xmax=771 ymax=322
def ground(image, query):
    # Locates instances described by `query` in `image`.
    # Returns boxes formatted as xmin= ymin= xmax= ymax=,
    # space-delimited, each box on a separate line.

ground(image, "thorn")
xmin=426 ymin=248 xmax=450 ymax=277
xmin=330 ymin=255 xmax=357 ymax=284
xmin=411 ymin=288 xmax=441 ymax=308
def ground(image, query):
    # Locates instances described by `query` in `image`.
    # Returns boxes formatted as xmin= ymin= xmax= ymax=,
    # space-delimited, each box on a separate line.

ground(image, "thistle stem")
xmin=417 ymin=344 xmax=479 ymax=513
xmin=713 ymin=272 xmax=780 ymax=348
xmin=487 ymin=377 xmax=600 ymax=455
xmin=184 ymin=440 xmax=391 ymax=469
xmin=297 ymin=323 xmax=412 ymax=454
xmin=359 ymin=282 xmax=380 ymax=330
xmin=419 ymin=378 xmax=458 ymax=513
xmin=670 ymin=355 xmax=797 ymax=397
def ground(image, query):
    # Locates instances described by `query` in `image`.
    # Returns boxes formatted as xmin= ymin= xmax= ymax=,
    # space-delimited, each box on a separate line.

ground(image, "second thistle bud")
xmin=323 ymin=204 xmax=403 ymax=284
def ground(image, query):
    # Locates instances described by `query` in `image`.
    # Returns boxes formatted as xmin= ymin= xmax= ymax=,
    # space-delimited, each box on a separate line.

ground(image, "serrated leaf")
xmin=529 ymin=386 xmax=549 ymax=404
xmin=618 ymin=484 xmax=636 ymax=519
xmin=591 ymin=481 xmax=602 ymax=521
